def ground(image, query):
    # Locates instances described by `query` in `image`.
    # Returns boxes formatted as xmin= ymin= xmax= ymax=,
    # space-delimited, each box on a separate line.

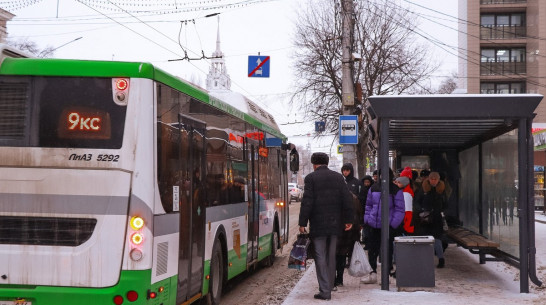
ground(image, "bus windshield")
xmin=0 ymin=76 xmax=127 ymax=148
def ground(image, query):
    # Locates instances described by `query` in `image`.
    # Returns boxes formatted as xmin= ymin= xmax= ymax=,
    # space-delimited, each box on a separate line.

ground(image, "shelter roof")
xmin=367 ymin=94 xmax=543 ymax=152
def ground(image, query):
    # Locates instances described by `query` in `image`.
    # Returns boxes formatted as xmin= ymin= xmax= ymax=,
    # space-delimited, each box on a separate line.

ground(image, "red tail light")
xmin=126 ymin=290 xmax=138 ymax=302
xmin=116 ymin=79 xmax=128 ymax=90
xmin=113 ymin=295 xmax=124 ymax=305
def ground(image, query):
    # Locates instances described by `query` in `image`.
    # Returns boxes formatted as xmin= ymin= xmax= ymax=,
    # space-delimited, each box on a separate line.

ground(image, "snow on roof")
xmin=209 ymin=89 xmax=280 ymax=132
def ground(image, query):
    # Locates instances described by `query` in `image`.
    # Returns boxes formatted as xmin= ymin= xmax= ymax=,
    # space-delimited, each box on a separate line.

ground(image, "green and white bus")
xmin=0 ymin=47 xmax=297 ymax=305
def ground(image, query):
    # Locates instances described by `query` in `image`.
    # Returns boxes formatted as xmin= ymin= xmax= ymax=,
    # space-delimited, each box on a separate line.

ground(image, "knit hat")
xmin=400 ymin=167 xmax=413 ymax=180
xmin=311 ymin=152 xmax=329 ymax=165
xmin=395 ymin=176 xmax=410 ymax=188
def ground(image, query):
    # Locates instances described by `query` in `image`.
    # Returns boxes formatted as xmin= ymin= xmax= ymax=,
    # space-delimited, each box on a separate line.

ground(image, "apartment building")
xmin=458 ymin=0 xmax=546 ymax=122
xmin=0 ymin=8 xmax=14 ymax=43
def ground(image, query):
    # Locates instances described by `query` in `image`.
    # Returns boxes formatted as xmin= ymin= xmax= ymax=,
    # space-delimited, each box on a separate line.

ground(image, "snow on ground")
xmin=282 ymin=212 xmax=546 ymax=305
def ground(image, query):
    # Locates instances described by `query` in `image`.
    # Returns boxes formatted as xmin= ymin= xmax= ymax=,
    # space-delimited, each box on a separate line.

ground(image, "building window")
xmin=481 ymin=0 xmax=527 ymax=4
xmin=480 ymin=48 xmax=526 ymax=75
xmin=480 ymin=82 xmax=526 ymax=94
xmin=480 ymin=13 xmax=525 ymax=39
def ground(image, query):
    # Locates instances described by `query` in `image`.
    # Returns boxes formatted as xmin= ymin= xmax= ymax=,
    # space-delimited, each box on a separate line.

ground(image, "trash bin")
xmin=394 ymin=235 xmax=435 ymax=289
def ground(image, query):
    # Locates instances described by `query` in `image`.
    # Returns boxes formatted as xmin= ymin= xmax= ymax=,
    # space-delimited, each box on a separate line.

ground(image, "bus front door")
xmin=176 ymin=114 xmax=206 ymax=303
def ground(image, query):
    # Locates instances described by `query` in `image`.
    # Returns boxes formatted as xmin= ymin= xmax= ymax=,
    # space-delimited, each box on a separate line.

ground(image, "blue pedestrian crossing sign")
xmin=248 ymin=55 xmax=270 ymax=78
xmin=339 ymin=115 xmax=358 ymax=144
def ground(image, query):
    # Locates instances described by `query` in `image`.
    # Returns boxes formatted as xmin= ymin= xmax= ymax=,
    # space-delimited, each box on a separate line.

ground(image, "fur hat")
xmin=395 ymin=176 xmax=410 ymax=188
xmin=311 ymin=152 xmax=329 ymax=165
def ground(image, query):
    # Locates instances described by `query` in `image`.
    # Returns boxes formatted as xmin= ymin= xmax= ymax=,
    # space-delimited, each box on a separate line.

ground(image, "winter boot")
xmin=437 ymin=258 xmax=445 ymax=268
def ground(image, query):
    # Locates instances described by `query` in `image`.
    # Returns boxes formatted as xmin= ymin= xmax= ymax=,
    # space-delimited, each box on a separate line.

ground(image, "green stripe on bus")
xmin=0 ymin=270 xmax=175 ymax=305
xmin=258 ymin=233 xmax=274 ymax=262
xmin=202 ymin=233 xmax=275 ymax=294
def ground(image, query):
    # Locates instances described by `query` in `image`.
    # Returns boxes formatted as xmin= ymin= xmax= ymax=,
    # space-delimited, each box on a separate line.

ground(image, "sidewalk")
xmin=535 ymin=210 xmax=546 ymax=224
xmin=282 ymin=223 xmax=546 ymax=304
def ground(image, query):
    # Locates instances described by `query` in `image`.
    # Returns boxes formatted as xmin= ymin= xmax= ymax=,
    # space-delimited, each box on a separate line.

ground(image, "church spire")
xmin=206 ymin=15 xmax=231 ymax=91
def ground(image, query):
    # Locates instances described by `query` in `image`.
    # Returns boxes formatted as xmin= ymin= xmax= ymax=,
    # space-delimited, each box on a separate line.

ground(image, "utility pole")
xmin=341 ymin=0 xmax=357 ymax=168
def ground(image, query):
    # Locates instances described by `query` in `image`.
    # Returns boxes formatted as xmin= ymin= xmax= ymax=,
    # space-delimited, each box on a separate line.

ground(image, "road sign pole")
xmin=341 ymin=0 xmax=357 ymax=168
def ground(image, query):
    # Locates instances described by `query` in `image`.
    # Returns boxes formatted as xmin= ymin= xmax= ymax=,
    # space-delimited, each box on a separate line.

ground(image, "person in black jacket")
xmin=299 ymin=153 xmax=354 ymax=301
xmin=414 ymin=171 xmax=447 ymax=268
xmin=334 ymin=163 xmax=363 ymax=289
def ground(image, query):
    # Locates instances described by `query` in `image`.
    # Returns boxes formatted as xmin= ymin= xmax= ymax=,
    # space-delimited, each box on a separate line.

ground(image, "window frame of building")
xmin=480 ymin=47 xmax=526 ymax=75
xmin=480 ymin=82 xmax=526 ymax=94
xmin=480 ymin=13 xmax=526 ymax=40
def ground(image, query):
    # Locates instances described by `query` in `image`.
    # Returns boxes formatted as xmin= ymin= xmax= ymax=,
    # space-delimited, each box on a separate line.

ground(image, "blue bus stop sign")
xmin=339 ymin=115 xmax=358 ymax=144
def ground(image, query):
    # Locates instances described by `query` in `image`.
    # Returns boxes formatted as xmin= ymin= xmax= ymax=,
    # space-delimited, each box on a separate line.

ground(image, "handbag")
xmin=348 ymin=241 xmax=372 ymax=277
xmin=419 ymin=210 xmax=432 ymax=224
xmin=288 ymin=233 xmax=312 ymax=270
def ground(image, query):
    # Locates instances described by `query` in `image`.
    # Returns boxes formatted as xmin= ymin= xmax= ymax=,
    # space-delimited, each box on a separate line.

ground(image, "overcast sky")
xmin=4 ymin=0 xmax=459 ymax=158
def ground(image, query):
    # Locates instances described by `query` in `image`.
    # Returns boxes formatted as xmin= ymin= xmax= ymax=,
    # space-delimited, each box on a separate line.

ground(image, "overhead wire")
xmin=367 ymin=0 xmax=546 ymax=90
xmin=68 ymin=0 xmax=290 ymax=118
xmin=403 ymin=0 xmax=546 ymax=42
xmin=397 ymin=1 xmax=546 ymax=87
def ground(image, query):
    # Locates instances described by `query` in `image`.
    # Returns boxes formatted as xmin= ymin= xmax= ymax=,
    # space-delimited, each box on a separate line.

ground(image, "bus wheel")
xmin=265 ymin=231 xmax=278 ymax=267
xmin=207 ymin=240 xmax=223 ymax=305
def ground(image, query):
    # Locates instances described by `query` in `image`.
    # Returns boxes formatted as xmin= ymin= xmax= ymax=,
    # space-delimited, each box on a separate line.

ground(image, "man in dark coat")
xmin=299 ymin=153 xmax=354 ymax=301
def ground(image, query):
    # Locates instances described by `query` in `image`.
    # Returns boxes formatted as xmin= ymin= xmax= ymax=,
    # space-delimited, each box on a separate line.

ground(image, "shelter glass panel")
xmin=482 ymin=131 xmax=519 ymax=258
xmin=459 ymin=146 xmax=480 ymax=233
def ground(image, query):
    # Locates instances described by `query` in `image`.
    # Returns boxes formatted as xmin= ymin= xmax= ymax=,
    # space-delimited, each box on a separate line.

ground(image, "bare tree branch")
xmin=6 ymin=38 xmax=55 ymax=58
xmin=291 ymin=0 xmax=438 ymax=176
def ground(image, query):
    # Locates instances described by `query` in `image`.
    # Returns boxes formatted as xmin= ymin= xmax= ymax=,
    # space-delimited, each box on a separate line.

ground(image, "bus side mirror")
xmin=289 ymin=148 xmax=299 ymax=173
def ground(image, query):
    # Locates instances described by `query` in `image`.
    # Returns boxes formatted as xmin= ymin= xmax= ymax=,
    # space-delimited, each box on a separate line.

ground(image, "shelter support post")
xmin=526 ymin=117 xmax=543 ymax=288
xmin=379 ymin=118 xmax=390 ymax=291
xmin=518 ymin=118 xmax=529 ymax=293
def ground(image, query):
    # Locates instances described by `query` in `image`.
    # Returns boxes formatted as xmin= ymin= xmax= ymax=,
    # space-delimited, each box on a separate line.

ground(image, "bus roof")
xmin=0 ymin=57 xmax=286 ymax=140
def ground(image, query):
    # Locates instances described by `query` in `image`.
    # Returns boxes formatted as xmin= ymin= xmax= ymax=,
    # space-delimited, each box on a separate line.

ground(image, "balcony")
xmin=480 ymin=61 xmax=526 ymax=75
xmin=480 ymin=0 xmax=526 ymax=4
xmin=480 ymin=25 xmax=526 ymax=40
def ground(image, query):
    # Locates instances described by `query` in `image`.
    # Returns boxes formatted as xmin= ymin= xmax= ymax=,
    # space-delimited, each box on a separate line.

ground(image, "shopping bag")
xmin=288 ymin=233 xmax=312 ymax=270
xmin=288 ymin=255 xmax=307 ymax=271
xmin=348 ymin=241 xmax=372 ymax=277
xmin=289 ymin=233 xmax=311 ymax=261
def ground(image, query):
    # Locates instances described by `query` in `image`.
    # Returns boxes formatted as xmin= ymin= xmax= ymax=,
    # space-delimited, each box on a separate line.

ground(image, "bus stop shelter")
xmin=366 ymin=94 xmax=543 ymax=293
